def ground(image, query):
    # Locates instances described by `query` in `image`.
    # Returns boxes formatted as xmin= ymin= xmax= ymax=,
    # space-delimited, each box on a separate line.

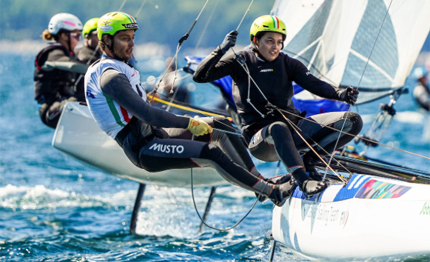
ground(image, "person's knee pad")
xmin=345 ymin=112 xmax=363 ymax=135
xmin=268 ymin=121 xmax=290 ymax=137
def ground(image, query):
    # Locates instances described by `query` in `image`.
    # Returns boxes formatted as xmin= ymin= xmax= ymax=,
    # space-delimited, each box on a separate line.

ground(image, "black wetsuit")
xmin=193 ymin=47 xmax=363 ymax=188
xmin=34 ymin=43 xmax=85 ymax=128
xmin=75 ymin=45 xmax=102 ymax=101
xmin=75 ymin=45 xmax=102 ymax=65
xmin=95 ymin=65 xmax=276 ymax=197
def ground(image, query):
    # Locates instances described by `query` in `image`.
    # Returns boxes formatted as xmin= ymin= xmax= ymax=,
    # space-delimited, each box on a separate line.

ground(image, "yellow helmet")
xmin=82 ymin=18 xmax=99 ymax=37
xmin=97 ymin=11 xmax=138 ymax=41
xmin=250 ymin=15 xmax=286 ymax=42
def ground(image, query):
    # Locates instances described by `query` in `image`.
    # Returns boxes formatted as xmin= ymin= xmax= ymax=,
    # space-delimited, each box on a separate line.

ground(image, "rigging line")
xmin=212 ymin=127 xmax=241 ymax=136
xmin=278 ymin=109 xmax=430 ymax=161
xmin=194 ymin=0 xmax=219 ymax=51
xmin=166 ymin=46 xmax=181 ymax=112
xmin=118 ymin=0 xmax=128 ymax=12
xmin=230 ymin=0 xmax=255 ymax=56
xmin=148 ymin=0 xmax=210 ymax=103
xmin=191 ymin=169 xmax=258 ymax=232
xmin=73 ymin=45 xmax=100 ymax=90
xmin=134 ymin=0 xmax=149 ymax=18
xmin=148 ymin=93 xmax=240 ymax=134
xmin=232 ymin=56 xmax=350 ymax=176
xmin=356 ymin=0 xmax=393 ymax=90
xmin=176 ymin=0 xmax=254 ymax=131
xmin=155 ymin=93 xmax=240 ymax=134
xmin=236 ymin=0 xmax=254 ymax=32
xmin=234 ymin=57 xmax=361 ymax=176
xmin=189 ymin=135 xmax=257 ymax=232
xmin=323 ymin=0 xmax=395 ymax=179
xmin=232 ymin=53 xmax=352 ymax=177
xmin=150 ymin=95 xmax=231 ymax=118
xmin=275 ymin=109 xmax=347 ymax=183
xmin=235 ymin=56 xmax=353 ymax=174
xmin=276 ymin=112 xmax=354 ymax=177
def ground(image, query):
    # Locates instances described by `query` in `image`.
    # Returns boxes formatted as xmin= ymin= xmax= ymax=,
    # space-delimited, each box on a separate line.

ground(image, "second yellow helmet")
xmin=250 ymin=15 xmax=286 ymax=42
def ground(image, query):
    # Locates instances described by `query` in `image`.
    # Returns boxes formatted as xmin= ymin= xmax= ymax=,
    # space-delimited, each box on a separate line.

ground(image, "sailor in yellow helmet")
xmin=194 ymin=15 xmax=363 ymax=198
xmin=74 ymin=18 xmax=103 ymax=101
xmin=85 ymin=12 xmax=295 ymax=207
xmin=75 ymin=18 xmax=102 ymax=65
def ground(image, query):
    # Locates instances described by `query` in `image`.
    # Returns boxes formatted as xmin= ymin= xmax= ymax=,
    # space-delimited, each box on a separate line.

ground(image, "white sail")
xmin=271 ymin=0 xmax=430 ymax=104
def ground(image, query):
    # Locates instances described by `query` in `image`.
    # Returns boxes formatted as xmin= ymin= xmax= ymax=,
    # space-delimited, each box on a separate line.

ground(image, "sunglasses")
xmin=70 ymin=32 xmax=81 ymax=40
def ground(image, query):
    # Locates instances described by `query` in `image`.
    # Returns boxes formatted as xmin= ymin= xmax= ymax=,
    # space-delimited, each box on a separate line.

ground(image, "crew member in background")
xmin=34 ymin=13 xmax=88 ymax=128
xmin=74 ymin=18 xmax=103 ymax=101
xmin=85 ymin=11 xmax=296 ymax=207
xmin=159 ymin=57 xmax=191 ymax=104
xmin=193 ymin=15 xmax=363 ymax=197
xmin=75 ymin=18 xmax=102 ymax=64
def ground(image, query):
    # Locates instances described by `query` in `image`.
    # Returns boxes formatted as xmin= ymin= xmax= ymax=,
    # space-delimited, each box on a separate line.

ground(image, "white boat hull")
xmin=52 ymin=102 xmax=229 ymax=187
xmin=272 ymin=174 xmax=430 ymax=259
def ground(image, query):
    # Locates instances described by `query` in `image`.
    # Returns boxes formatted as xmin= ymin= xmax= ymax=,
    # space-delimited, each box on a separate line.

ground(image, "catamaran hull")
xmin=272 ymin=174 xmax=430 ymax=259
xmin=52 ymin=102 xmax=229 ymax=187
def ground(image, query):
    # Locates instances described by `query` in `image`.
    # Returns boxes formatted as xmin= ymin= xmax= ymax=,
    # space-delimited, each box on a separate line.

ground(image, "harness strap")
xmin=35 ymin=44 xmax=70 ymax=70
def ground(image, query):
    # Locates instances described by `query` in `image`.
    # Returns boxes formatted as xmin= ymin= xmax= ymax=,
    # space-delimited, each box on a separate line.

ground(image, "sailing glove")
xmin=220 ymin=30 xmax=238 ymax=54
xmin=338 ymin=86 xmax=359 ymax=105
xmin=187 ymin=118 xmax=213 ymax=136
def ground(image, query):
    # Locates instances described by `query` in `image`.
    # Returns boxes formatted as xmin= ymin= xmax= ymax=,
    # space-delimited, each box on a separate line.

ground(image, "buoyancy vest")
xmin=34 ymin=43 xmax=77 ymax=103
xmin=85 ymin=56 xmax=145 ymax=139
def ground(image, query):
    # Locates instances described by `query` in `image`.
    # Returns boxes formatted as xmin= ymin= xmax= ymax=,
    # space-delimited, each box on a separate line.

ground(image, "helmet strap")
xmin=102 ymin=35 xmax=125 ymax=62
xmin=66 ymin=32 xmax=73 ymax=55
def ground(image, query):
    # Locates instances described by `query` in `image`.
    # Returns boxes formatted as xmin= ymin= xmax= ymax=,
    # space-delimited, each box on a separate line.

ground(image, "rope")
xmin=134 ymin=0 xmax=149 ymax=19
xmin=277 ymin=109 xmax=430 ymax=161
xmin=232 ymin=55 xmax=352 ymax=179
xmin=276 ymin=109 xmax=346 ymax=183
xmin=151 ymin=80 xmax=430 ymax=162
xmin=230 ymin=0 xmax=254 ymax=57
xmin=189 ymin=134 xmax=258 ymax=232
xmin=148 ymin=0 xmax=210 ymax=103
xmin=191 ymin=168 xmax=258 ymax=232
xmin=236 ymin=0 xmax=254 ymax=32
xmin=118 ymin=0 xmax=128 ymax=12
xmin=322 ymin=0 xmax=395 ymax=180
xmin=194 ymin=0 xmax=219 ymax=51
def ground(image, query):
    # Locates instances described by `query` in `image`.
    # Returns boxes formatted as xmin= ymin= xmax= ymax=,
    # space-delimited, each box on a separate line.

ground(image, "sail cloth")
xmin=271 ymin=0 xmax=430 ymax=104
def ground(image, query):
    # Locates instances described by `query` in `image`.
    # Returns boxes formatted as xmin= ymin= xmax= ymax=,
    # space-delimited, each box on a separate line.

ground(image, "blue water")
xmin=0 ymin=52 xmax=429 ymax=262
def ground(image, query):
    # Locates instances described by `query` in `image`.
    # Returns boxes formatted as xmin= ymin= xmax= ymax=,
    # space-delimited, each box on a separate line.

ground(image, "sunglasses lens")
xmin=71 ymin=33 xmax=81 ymax=40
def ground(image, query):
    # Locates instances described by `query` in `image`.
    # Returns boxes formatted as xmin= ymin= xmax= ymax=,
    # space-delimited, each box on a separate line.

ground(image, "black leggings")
xmin=118 ymin=117 xmax=262 ymax=192
xmin=248 ymin=111 xmax=363 ymax=172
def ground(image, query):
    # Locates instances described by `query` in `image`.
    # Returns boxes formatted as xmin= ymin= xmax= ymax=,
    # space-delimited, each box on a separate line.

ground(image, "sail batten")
xmin=271 ymin=0 xmax=430 ymax=104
